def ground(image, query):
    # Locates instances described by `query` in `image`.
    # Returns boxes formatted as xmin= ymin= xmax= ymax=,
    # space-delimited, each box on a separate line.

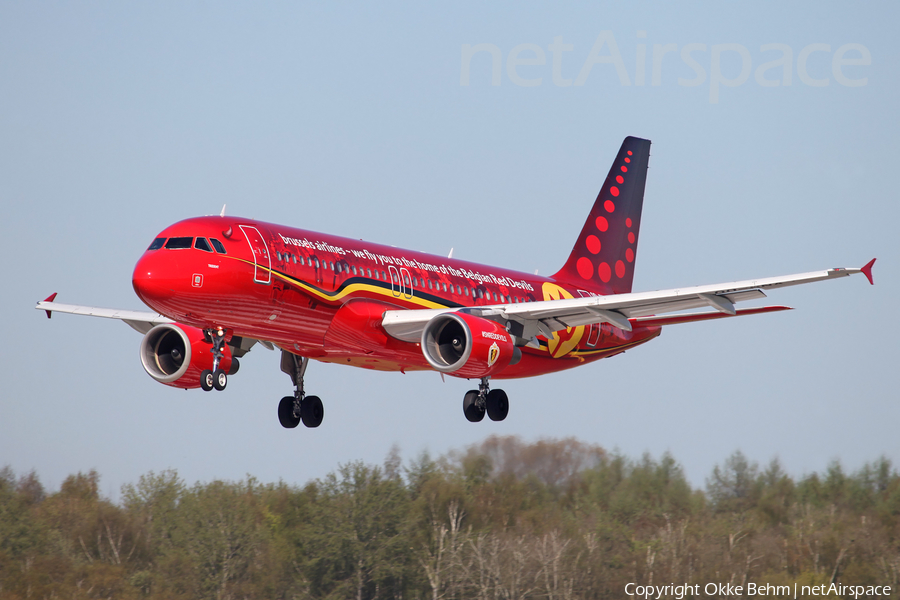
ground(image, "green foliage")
xmin=2 ymin=438 xmax=899 ymax=599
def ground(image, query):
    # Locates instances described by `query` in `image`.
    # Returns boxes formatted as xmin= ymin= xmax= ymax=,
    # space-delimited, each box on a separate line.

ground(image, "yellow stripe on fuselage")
xmin=230 ymin=256 xmax=452 ymax=310
xmin=227 ymin=256 xmax=650 ymax=359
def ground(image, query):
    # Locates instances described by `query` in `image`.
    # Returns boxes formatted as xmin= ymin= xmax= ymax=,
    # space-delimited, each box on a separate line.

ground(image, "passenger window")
xmin=165 ymin=237 xmax=193 ymax=249
xmin=330 ymin=262 xmax=334 ymax=271
xmin=367 ymin=268 xmax=372 ymax=277
xmin=428 ymin=280 xmax=433 ymax=290
xmin=464 ymin=288 xmax=469 ymax=296
xmin=292 ymin=255 xmax=297 ymax=264
xmin=209 ymin=238 xmax=226 ymax=254
xmin=335 ymin=263 xmax=341 ymax=273
xmin=194 ymin=238 xmax=213 ymax=252
xmin=148 ymin=238 xmax=166 ymax=250
xmin=352 ymin=265 xmax=357 ymax=275
xmin=476 ymin=289 xmax=483 ymax=299
xmin=314 ymin=258 xmax=320 ymax=268
xmin=381 ymin=271 xmax=386 ymax=280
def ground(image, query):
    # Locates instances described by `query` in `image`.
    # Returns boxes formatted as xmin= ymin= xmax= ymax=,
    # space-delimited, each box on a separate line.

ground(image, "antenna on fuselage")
xmin=448 ymin=248 xmax=454 ymax=258
xmin=220 ymin=204 xmax=227 ymax=217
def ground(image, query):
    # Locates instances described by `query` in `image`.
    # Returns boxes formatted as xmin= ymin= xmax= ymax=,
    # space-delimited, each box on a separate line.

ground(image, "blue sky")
xmin=1 ymin=1 xmax=896 ymax=497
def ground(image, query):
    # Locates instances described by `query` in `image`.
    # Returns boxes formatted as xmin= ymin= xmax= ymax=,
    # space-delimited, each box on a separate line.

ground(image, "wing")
xmin=34 ymin=294 xmax=275 ymax=354
xmin=35 ymin=293 xmax=174 ymax=334
xmin=381 ymin=260 xmax=876 ymax=344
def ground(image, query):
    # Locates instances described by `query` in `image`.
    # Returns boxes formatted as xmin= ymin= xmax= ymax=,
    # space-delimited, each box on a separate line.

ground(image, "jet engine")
xmin=421 ymin=312 xmax=520 ymax=378
xmin=139 ymin=323 xmax=233 ymax=389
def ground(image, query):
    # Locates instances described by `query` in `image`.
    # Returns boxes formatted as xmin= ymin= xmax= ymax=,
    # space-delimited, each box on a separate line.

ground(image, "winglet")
xmin=43 ymin=293 xmax=58 ymax=318
xmin=861 ymin=258 xmax=876 ymax=285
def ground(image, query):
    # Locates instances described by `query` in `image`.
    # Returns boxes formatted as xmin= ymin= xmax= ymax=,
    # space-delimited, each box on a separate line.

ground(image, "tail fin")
xmin=552 ymin=136 xmax=651 ymax=294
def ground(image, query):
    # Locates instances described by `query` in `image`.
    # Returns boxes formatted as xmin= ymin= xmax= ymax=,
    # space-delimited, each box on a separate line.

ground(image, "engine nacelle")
xmin=139 ymin=324 xmax=232 ymax=389
xmin=421 ymin=312 xmax=519 ymax=378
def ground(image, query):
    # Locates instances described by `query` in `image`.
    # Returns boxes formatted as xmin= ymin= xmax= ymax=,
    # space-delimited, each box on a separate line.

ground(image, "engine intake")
xmin=140 ymin=324 xmax=232 ymax=389
xmin=421 ymin=312 xmax=518 ymax=378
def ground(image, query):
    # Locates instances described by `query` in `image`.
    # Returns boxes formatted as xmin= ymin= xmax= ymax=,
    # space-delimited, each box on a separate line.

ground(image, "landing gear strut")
xmin=278 ymin=351 xmax=324 ymax=429
xmin=463 ymin=377 xmax=509 ymax=423
xmin=200 ymin=328 xmax=229 ymax=392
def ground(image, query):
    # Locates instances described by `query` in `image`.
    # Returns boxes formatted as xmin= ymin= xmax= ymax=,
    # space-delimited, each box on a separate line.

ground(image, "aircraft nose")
xmin=132 ymin=251 xmax=168 ymax=310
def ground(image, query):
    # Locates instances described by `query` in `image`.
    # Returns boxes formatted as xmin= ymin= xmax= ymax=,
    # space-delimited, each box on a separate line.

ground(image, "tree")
xmin=302 ymin=461 xmax=411 ymax=600
xmin=707 ymin=451 xmax=760 ymax=511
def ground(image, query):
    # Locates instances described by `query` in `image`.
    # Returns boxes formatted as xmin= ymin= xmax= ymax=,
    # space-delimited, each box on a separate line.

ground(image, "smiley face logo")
xmin=541 ymin=282 xmax=584 ymax=358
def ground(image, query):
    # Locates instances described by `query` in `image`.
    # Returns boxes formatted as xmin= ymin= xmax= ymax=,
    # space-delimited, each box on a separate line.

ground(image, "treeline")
xmin=1 ymin=436 xmax=899 ymax=599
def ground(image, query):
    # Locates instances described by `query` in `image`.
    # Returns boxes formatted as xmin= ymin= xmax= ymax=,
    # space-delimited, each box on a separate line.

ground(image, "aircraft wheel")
xmin=213 ymin=369 xmax=228 ymax=391
xmin=301 ymin=395 xmax=324 ymax=428
xmin=486 ymin=389 xmax=509 ymax=422
xmin=278 ymin=396 xmax=300 ymax=428
xmin=463 ymin=390 xmax=485 ymax=422
xmin=200 ymin=369 xmax=214 ymax=392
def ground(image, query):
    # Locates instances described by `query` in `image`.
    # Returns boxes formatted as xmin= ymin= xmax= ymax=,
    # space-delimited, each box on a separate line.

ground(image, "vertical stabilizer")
xmin=551 ymin=136 xmax=651 ymax=294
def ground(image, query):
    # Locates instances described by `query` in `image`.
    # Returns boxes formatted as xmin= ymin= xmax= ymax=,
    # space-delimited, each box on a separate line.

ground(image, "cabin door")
xmin=239 ymin=225 xmax=271 ymax=284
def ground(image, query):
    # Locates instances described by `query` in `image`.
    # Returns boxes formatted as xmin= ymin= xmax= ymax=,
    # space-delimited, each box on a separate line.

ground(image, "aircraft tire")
xmin=278 ymin=396 xmax=300 ymax=428
xmin=213 ymin=369 xmax=227 ymax=391
xmin=486 ymin=389 xmax=509 ymax=422
xmin=301 ymin=395 xmax=324 ymax=428
xmin=463 ymin=390 xmax=485 ymax=422
xmin=200 ymin=370 xmax=214 ymax=392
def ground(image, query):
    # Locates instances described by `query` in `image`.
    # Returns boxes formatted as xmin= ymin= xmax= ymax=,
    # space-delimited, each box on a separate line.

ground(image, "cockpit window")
xmin=194 ymin=237 xmax=213 ymax=253
xmin=165 ymin=237 xmax=193 ymax=249
xmin=148 ymin=238 xmax=166 ymax=250
xmin=209 ymin=238 xmax=226 ymax=254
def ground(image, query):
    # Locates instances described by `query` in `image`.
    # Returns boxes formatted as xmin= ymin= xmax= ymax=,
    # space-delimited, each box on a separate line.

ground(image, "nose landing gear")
xmin=278 ymin=351 xmax=324 ymax=429
xmin=462 ymin=377 xmax=509 ymax=423
xmin=200 ymin=328 xmax=230 ymax=392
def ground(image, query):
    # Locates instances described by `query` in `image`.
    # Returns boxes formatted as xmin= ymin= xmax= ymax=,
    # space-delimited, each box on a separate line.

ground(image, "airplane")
xmin=36 ymin=137 xmax=875 ymax=429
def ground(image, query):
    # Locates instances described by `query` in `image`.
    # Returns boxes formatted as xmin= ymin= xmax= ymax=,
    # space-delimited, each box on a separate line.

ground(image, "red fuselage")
xmin=132 ymin=216 xmax=660 ymax=378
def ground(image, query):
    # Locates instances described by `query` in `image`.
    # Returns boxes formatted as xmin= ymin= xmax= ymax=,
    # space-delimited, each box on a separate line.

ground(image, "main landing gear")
xmin=463 ymin=377 xmax=509 ymax=423
xmin=278 ymin=352 xmax=324 ymax=429
xmin=200 ymin=328 xmax=237 ymax=392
